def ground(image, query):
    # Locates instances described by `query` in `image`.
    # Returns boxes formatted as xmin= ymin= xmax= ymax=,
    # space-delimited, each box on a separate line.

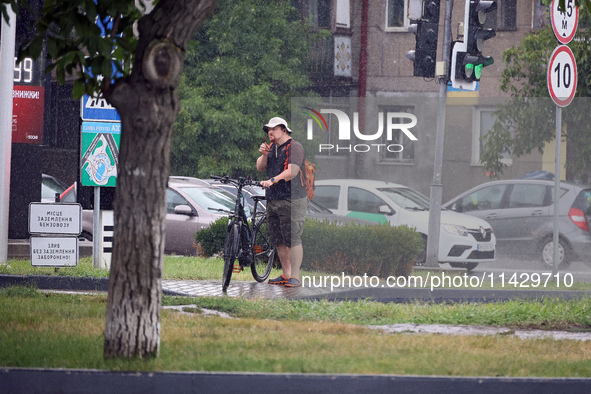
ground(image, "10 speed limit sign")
xmin=548 ymin=0 xmax=578 ymax=107
xmin=547 ymin=45 xmax=577 ymax=107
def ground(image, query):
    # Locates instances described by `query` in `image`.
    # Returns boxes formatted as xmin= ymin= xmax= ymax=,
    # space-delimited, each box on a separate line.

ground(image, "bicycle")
xmin=211 ymin=175 xmax=276 ymax=292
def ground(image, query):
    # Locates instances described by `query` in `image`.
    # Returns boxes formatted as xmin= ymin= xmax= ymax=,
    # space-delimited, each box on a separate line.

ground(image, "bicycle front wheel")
xmin=222 ymin=222 xmax=240 ymax=291
xmin=251 ymin=218 xmax=275 ymax=282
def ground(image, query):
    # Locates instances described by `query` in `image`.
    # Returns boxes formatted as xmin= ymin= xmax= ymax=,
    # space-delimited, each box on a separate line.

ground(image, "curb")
xmin=0 ymin=274 xmax=185 ymax=296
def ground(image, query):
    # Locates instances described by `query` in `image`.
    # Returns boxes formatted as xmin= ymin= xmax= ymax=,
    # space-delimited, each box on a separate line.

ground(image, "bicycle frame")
xmin=212 ymin=176 xmax=275 ymax=291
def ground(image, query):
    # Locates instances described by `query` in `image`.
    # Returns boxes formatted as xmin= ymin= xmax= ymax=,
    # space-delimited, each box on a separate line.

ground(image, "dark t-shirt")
xmin=266 ymin=138 xmax=307 ymax=200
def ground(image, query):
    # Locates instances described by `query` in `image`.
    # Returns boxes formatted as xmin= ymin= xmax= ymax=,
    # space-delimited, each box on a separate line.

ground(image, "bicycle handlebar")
xmin=211 ymin=175 xmax=262 ymax=188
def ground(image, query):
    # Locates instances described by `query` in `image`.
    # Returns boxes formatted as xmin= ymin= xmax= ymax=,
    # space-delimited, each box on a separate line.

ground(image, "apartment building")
xmin=297 ymin=0 xmax=552 ymax=200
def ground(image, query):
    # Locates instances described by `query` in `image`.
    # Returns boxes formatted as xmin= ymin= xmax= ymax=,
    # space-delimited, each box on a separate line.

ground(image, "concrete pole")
xmin=0 ymin=7 xmax=17 ymax=264
xmin=425 ymin=0 xmax=453 ymax=267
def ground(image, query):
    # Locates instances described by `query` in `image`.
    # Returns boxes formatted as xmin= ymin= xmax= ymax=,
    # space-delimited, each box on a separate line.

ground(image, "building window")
xmin=335 ymin=0 xmax=350 ymax=28
xmin=484 ymin=0 xmax=517 ymax=31
xmin=308 ymin=0 xmax=331 ymax=29
xmin=472 ymin=108 xmax=512 ymax=166
xmin=379 ymin=106 xmax=416 ymax=163
xmin=386 ymin=0 xmax=409 ymax=31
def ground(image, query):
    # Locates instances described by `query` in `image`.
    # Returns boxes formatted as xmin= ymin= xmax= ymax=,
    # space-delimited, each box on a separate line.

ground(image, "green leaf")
xmin=28 ymin=37 xmax=44 ymax=58
xmin=72 ymin=79 xmax=86 ymax=100
xmin=101 ymin=58 xmax=113 ymax=81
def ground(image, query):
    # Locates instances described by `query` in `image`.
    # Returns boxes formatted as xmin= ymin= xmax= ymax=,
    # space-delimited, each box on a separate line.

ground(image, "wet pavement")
xmin=160 ymin=276 xmax=591 ymax=304
xmin=162 ymin=278 xmax=330 ymax=299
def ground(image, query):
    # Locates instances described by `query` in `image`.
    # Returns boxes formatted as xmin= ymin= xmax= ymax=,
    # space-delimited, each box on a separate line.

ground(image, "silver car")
xmin=443 ymin=179 xmax=591 ymax=269
xmin=83 ymin=177 xmax=238 ymax=255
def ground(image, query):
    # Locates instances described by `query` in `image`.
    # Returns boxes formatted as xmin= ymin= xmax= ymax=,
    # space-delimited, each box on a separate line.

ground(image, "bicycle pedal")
xmin=232 ymin=264 xmax=243 ymax=273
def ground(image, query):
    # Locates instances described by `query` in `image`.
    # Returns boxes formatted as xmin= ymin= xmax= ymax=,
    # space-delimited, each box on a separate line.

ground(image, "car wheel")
xmin=540 ymin=237 xmax=570 ymax=270
xmin=413 ymin=235 xmax=427 ymax=266
xmin=449 ymin=262 xmax=479 ymax=271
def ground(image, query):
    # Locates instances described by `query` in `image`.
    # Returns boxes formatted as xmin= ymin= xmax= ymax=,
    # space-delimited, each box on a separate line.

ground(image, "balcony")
xmin=309 ymin=35 xmax=334 ymax=77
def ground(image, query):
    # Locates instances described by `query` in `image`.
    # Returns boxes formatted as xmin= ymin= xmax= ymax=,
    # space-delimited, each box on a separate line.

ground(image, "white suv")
xmin=314 ymin=179 xmax=496 ymax=270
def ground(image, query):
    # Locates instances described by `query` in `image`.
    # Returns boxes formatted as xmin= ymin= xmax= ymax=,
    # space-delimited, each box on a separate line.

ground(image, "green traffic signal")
xmin=465 ymin=63 xmax=475 ymax=79
xmin=461 ymin=55 xmax=494 ymax=82
xmin=474 ymin=63 xmax=483 ymax=79
xmin=463 ymin=62 xmax=483 ymax=80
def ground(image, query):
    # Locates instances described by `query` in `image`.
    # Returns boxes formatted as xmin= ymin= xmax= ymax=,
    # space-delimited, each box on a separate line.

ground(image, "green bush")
xmin=301 ymin=218 xmax=423 ymax=278
xmin=194 ymin=216 xmax=229 ymax=256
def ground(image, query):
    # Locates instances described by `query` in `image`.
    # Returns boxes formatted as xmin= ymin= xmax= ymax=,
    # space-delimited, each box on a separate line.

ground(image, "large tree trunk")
xmin=103 ymin=0 xmax=217 ymax=359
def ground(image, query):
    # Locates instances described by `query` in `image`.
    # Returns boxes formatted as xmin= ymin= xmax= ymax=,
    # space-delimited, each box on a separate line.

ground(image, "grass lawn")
xmin=1 ymin=286 xmax=591 ymax=377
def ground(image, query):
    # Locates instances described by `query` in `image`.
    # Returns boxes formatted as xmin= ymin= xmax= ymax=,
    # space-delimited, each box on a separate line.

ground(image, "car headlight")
xmin=442 ymin=224 xmax=469 ymax=237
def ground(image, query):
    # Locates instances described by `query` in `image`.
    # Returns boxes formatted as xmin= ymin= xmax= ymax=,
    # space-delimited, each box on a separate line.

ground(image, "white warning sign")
xmin=81 ymin=93 xmax=121 ymax=122
xmin=31 ymin=236 xmax=79 ymax=267
xmin=29 ymin=203 xmax=82 ymax=235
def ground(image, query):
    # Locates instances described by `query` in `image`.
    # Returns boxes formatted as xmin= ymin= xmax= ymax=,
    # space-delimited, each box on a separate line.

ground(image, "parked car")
xmin=83 ymin=177 xmax=239 ymax=255
xmin=443 ymin=179 xmax=591 ymax=269
xmin=207 ymin=177 xmax=375 ymax=226
xmin=306 ymin=198 xmax=376 ymax=226
xmin=41 ymin=174 xmax=76 ymax=203
xmin=314 ymin=179 xmax=496 ymax=270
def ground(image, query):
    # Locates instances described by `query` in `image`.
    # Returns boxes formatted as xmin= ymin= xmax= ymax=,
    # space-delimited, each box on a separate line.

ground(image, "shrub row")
xmin=194 ymin=216 xmax=229 ymax=257
xmin=301 ymin=218 xmax=423 ymax=278
xmin=194 ymin=216 xmax=423 ymax=278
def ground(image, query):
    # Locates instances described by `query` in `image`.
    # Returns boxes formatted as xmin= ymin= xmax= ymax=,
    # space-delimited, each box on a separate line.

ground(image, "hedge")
xmin=301 ymin=218 xmax=423 ymax=278
xmin=194 ymin=216 xmax=423 ymax=278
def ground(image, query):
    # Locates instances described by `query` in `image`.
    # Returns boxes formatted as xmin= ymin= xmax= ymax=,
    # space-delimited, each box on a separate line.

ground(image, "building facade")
xmin=297 ymin=0 xmax=552 ymax=201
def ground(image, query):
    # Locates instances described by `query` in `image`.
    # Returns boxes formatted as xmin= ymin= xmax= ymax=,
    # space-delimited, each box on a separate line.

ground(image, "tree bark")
xmin=103 ymin=0 xmax=217 ymax=359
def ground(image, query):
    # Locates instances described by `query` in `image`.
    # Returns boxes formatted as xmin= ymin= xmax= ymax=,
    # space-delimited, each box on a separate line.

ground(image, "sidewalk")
xmin=1 ymin=273 xmax=589 ymax=304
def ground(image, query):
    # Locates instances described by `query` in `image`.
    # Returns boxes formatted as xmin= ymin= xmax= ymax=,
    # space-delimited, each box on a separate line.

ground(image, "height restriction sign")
xmin=550 ymin=0 xmax=578 ymax=45
xmin=547 ymin=45 xmax=577 ymax=108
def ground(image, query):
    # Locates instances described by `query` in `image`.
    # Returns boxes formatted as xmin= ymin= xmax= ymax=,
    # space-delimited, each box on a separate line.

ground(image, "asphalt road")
xmin=3 ymin=368 xmax=591 ymax=394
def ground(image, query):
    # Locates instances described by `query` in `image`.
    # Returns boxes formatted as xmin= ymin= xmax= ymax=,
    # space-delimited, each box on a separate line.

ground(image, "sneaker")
xmin=268 ymin=274 xmax=288 ymax=285
xmin=285 ymin=277 xmax=301 ymax=288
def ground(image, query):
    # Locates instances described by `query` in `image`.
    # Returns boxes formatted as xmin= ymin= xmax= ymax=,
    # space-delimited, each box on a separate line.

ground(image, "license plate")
xmin=477 ymin=243 xmax=494 ymax=252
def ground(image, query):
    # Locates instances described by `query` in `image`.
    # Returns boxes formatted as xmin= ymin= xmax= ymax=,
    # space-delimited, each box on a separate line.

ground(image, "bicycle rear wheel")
xmin=251 ymin=218 xmax=275 ymax=282
xmin=222 ymin=222 xmax=240 ymax=291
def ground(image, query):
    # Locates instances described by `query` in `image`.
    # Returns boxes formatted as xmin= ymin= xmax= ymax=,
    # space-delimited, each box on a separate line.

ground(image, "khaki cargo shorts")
xmin=266 ymin=197 xmax=308 ymax=247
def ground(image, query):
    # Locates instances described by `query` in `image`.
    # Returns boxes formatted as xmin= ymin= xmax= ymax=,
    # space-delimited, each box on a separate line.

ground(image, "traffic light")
xmin=406 ymin=0 xmax=440 ymax=78
xmin=450 ymin=0 xmax=497 ymax=89
xmin=466 ymin=0 xmax=497 ymax=55
xmin=423 ymin=0 xmax=440 ymax=23
xmin=454 ymin=52 xmax=494 ymax=82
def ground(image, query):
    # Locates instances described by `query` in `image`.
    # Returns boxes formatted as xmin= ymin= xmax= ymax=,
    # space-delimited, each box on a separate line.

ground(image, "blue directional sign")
xmin=81 ymin=94 xmax=121 ymax=122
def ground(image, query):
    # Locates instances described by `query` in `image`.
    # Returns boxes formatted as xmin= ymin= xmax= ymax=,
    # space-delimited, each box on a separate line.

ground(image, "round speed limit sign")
xmin=547 ymin=45 xmax=577 ymax=107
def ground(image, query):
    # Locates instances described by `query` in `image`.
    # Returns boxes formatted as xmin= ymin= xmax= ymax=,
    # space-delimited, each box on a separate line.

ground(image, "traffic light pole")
xmin=425 ymin=0 xmax=454 ymax=267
